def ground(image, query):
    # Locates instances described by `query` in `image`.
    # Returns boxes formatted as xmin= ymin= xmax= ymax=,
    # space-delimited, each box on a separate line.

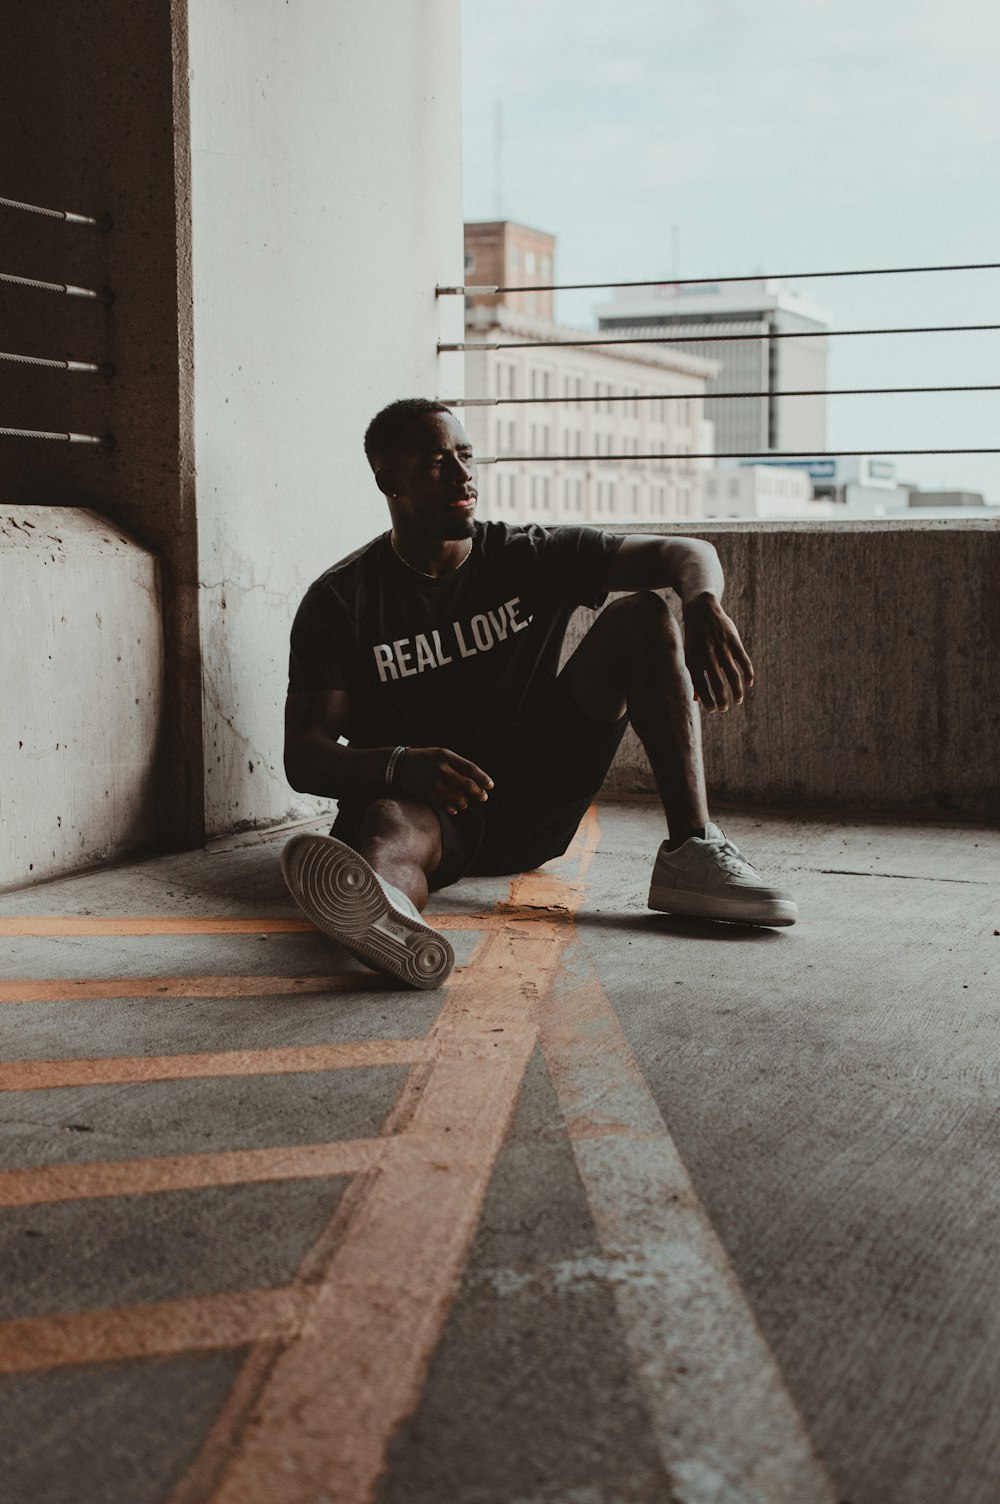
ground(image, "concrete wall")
xmin=584 ymin=520 xmax=1000 ymax=821
xmin=0 ymin=508 xmax=163 ymax=890
xmin=0 ymin=1 xmax=201 ymax=843
xmin=1 ymin=0 xmax=465 ymax=874
xmin=186 ymin=0 xmax=465 ymax=836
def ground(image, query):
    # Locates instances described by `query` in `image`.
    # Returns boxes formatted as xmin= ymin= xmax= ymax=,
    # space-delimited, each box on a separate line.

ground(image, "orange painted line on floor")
xmin=0 ymin=915 xmax=316 ymax=936
xmin=0 ymin=1037 xmax=433 ymax=1093
xmin=0 ymin=1288 xmax=306 ymax=1377
xmin=0 ymin=1138 xmax=386 ymax=1210
xmin=1 ymin=813 xmax=601 ymax=1495
xmin=176 ymin=817 xmax=603 ymax=1504
xmin=428 ymin=905 xmax=576 ymax=930
xmin=0 ymin=973 xmax=383 ymax=1004
xmin=202 ymin=949 xmax=544 ymax=1501
xmin=0 ymin=909 xmax=565 ymax=937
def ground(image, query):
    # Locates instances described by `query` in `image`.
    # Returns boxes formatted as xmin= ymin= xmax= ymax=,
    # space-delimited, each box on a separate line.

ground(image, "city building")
xmin=702 ymin=464 xmax=837 ymax=520
xmin=595 ymin=278 xmax=830 ymax=458
xmin=464 ymin=220 xmax=555 ymax=321
xmin=460 ymin=222 xmax=717 ymax=525
xmin=907 ymin=488 xmax=988 ymax=508
xmin=724 ymin=455 xmax=909 ymax=516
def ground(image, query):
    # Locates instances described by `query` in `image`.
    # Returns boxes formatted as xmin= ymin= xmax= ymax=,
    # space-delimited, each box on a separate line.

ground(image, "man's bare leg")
xmin=354 ymin=797 xmax=442 ymax=911
xmin=560 ymin=591 xmax=708 ymax=845
xmin=560 ymin=590 xmax=797 ymax=924
xmin=280 ymin=798 xmax=452 ymax=987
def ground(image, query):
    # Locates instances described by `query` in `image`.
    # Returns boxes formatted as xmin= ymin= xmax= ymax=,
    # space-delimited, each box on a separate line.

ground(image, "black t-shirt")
xmin=288 ymin=520 xmax=623 ymax=766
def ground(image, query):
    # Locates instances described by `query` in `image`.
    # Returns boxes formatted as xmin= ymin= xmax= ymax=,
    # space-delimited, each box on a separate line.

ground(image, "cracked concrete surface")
xmin=0 ymin=801 xmax=997 ymax=1503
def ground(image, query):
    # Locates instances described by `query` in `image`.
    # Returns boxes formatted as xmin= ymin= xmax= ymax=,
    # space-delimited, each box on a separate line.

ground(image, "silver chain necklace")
xmin=390 ymin=534 xmax=473 ymax=579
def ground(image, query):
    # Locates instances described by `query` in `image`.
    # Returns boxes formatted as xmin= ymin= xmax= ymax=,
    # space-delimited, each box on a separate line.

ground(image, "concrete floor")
xmin=0 ymin=801 xmax=997 ymax=1504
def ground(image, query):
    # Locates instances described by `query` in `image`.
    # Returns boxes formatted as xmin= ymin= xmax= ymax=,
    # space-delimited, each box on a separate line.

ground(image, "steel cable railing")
xmin=442 ymin=382 xmax=1000 ymax=408
xmin=439 ymin=257 xmax=1000 ymax=469
xmin=440 ymin=321 xmax=1000 ymax=354
xmin=1 ymin=192 xmax=114 ymax=450
xmin=437 ymin=257 xmax=1000 ymax=297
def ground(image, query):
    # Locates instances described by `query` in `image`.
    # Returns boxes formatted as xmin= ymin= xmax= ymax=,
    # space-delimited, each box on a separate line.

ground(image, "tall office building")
xmin=595 ymin=279 xmax=830 ymax=456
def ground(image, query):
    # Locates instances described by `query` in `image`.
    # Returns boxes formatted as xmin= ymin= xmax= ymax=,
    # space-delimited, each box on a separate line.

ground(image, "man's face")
xmin=384 ymin=411 xmax=478 ymax=541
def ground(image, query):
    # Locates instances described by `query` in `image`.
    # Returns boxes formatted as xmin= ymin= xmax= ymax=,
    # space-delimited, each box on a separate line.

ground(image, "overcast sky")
xmin=461 ymin=0 xmax=1000 ymax=498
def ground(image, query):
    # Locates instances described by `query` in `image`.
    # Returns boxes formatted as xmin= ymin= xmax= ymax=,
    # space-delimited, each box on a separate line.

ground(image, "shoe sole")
xmin=648 ymin=883 xmax=797 ymax=927
xmin=280 ymin=834 xmax=455 ymax=989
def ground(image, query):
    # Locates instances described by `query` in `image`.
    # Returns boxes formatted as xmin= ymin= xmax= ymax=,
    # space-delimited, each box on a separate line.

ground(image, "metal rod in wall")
xmin=0 ymin=194 xmax=108 ymax=229
xmin=0 ymin=425 xmax=113 ymax=447
xmin=0 ymin=269 xmax=109 ymax=301
xmin=0 ymin=350 xmax=110 ymax=375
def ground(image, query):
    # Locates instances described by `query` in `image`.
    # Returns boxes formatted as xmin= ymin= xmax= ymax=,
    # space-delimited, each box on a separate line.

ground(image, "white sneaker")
xmin=280 ymin=833 xmax=455 ymax=989
xmin=648 ymin=822 xmax=797 ymax=927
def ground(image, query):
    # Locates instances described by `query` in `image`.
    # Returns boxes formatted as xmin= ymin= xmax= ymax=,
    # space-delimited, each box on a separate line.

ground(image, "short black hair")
xmin=364 ymin=398 xmax=452 ymax=469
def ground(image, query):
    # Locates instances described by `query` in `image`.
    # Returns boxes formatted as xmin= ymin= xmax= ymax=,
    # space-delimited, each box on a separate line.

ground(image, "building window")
xmin=498 ymin=362 xmax=517 ymax=399
xmin=465 ymin=250 xmax=475 ymax=275
xmin=531 ymin=368 xmax=551 ymax=400
xmin=525 ymin=250 xmax=536 ymax=274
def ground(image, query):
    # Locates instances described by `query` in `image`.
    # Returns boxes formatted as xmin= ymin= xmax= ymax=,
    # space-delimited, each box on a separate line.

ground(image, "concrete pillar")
xmin=186 ymin=0 xmax=465 ymax=835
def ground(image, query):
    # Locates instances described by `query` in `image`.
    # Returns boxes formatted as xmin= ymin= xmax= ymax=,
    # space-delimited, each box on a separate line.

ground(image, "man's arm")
xmin=604 ymin=534 xmax=754 ymax=712
xmin=284 ymin=690 xmax=494 ymax=814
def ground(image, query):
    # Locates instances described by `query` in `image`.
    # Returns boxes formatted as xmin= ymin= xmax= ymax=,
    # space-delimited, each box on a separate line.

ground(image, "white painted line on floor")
xmin=539 ymin=909 xmax=838 ymax=1502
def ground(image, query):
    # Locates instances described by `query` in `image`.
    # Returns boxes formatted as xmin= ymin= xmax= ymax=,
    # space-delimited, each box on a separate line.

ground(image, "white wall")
xmin=0 ymin=509 xmax=163 ymax=890
xmin=186 ymin=0 xmax=464 ymax=835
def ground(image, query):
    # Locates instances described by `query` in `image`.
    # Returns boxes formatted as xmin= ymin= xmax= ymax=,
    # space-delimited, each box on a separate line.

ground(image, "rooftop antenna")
xmin=494 ymin=99 xmax=504 ymax=219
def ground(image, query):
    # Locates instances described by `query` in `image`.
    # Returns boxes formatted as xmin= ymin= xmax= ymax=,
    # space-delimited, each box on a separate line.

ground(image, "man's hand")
xmin=394 ymin=748 xmax=494 ymax=815
xmin=683 ymin=593 xmax=755 ymax=712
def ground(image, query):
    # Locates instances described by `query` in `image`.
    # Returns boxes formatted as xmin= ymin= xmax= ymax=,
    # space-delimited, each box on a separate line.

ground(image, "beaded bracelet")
xmin=385 ymin=745 xmax=408 ymax=787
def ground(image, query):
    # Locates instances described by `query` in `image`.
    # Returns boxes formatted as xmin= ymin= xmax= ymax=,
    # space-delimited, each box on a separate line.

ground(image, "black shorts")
xmin=331 ymin=677 xmax=628 ymax=892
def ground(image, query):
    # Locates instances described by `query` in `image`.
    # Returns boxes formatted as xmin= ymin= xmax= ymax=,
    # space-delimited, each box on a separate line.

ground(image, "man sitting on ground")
xmin=280 ymin=397 xmax=796 ymax=988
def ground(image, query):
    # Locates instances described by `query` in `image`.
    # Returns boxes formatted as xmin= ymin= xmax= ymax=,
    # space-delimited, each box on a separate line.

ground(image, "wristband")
xmin=385 ymin=745 xmax=408 ymax=787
